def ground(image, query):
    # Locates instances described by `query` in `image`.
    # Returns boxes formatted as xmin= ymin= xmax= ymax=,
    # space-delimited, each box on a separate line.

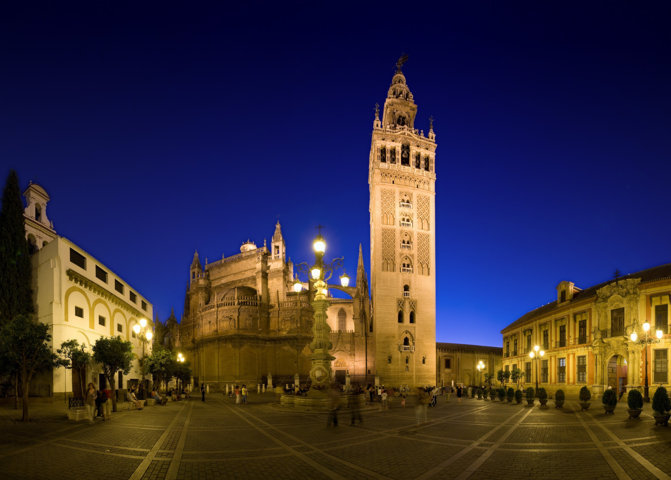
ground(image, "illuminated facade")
xmin=501 ymin=266 xmax=671 ymax=397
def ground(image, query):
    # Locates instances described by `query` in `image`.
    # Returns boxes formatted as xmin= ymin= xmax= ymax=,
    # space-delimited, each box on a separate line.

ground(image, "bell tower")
xmin=369 ymin=57 xmax=437 ymax=387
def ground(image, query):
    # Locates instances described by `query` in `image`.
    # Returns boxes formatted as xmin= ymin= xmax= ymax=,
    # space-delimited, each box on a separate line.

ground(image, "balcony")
xmin=399 ymin=202 xmax=412 ymax=209
xmin=399 ymin=345 xmax=415 ymax=352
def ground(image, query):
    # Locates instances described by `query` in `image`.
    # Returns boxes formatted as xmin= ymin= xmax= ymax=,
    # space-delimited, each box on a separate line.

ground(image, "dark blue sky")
xmin=2 ymin=1 xmax=671 ymax=347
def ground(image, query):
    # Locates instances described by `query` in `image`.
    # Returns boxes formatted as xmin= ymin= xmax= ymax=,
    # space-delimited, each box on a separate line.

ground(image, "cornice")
xmin=66 ymin=268 xmax=146 ymax=320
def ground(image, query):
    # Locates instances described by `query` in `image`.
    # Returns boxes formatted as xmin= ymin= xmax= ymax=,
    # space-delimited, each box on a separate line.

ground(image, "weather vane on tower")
xmin=396 ymin=53 xmax=409 ymax=72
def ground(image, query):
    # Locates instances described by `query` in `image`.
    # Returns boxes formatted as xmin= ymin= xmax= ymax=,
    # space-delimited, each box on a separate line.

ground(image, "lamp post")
xmin=292 ymin=231 xmax=347 ymax=391
xmin=476 ymin=360 xmax=485 ymax=387
xmin=529 ymin=345 xmax=545 ymax=393
xmin=630 ymin=322 xmax=663 ymax=402
xmin=176 ymin=352 xmax=185 ymax=394
xmin=133 ymin=319 xmax=153 ymax=391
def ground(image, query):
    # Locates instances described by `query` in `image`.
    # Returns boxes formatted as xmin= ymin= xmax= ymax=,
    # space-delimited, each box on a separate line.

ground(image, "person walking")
xmin=349 ymin=390 xmax=363 ymax=425
xmin=457 ymin=385 xmax=463 ymax=403
xmin=200 ymin=383 xmax=205 ymax=402
xmin=85 ymin=383 xmax=97 ymax=424
xmin=415 ymin=387 xmax=429 ymax=425
xmin=327 ymin=385 xmax=340 ymax=427
xmin=241 ymin=385 xmax=248 ymax=404
xmin=381 ymin=389 xmax=388 ymax=410
xmin=235 ymin=385 xmax=241 ymax=404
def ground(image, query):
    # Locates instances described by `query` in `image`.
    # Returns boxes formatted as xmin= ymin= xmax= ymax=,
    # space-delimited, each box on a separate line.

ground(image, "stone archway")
xmin=607 ymin=355 xmax=627 ymax=397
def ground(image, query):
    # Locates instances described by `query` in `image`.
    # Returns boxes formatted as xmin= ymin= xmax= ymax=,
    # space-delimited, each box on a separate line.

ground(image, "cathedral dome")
xmin=240 ymin=240 xmax=257 ymax=253
xmin=387 ymin=72 xmax=414 ymax=101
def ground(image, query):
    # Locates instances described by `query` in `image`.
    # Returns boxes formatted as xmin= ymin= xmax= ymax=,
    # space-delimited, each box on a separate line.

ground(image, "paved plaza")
xmin=1 ymin=393 xmax=670 ymax=479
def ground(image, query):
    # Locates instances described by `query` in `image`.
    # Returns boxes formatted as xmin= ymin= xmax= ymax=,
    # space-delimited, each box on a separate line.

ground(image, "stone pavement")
xmin=1 ymin=394 xmax=670 ymax=479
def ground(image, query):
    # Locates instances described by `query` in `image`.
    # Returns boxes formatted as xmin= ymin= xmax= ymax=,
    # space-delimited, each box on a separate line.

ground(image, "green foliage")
xmin=555 ymin=389 xmax=565 ymax=403
xmin=476 ymin=387 xmax=483 ymax=399
xmin=0 ymin=171 xmax=34 ymax=325
xmin=93 ymin=336 xmax=134 ymax=412
xmin=627 ymin=389 xmax=643 ymax=410
xmin=497 ymin=387 xmax=505 ymax=401
xmin=602 ymin=389 xmax=617 ymax=408
xmin=515 ymin=389 xmax=523 ymax=403
xmin=57 ymin=339 xmax=91 ymax=398
xmin=510 ymin=366 xmax=522 ymax=386
xmin=506 ymin=387 xmax=514 ymax=402
xmin=145 ymin=346 xmax=177 ymax=391
xmin=483 ymin=373 xmax=494 ymax=387
xmin=173 ymin=360 xmax=192 ymax=388
xmin=526 ymin=387 xmax=535 ymax=404
xmin=497 ymin=369 xmax=511 ymax=387
xmin=0 ymin=315 xmax=60 ymax=420
xmin=652 ymin=386 xmax=671 ymax=414
xmin=537 ymin=387 xmax=547 ymax=401
xmin=489 ymin=388 xmax=495 ymax=400
xmin=579 ymin=386 xmax=591 ymax=402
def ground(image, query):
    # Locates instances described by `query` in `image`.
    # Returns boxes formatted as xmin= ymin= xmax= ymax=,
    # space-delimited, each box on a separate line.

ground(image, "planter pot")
xmin=516 ymin=399 xmax=522 ymax=405
xmin=580 ymin=401 xmax=591 ymax=411
xmin=539 ymin=399 xmax=547 ymax=407
xmin=526 ymin=400 xmax=534 ymax=406
xmin=555 ymin=401 xmax=564 ymax=409
xmin=603 ymin=405 xmax=616 ymax=415
xmin=627 ymin=408 xmax=642 ymax=419
xmin=654 ymin=413 xmax=670 ymax=426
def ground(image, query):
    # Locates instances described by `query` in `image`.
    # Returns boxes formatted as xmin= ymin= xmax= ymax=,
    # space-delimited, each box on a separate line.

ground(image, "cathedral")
xmin=174 ymin=60 xmax=437 ymax=389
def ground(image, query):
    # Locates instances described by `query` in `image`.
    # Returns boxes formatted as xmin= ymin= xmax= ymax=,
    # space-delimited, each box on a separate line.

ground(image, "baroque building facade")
xmin=22 ymin=183 xmax=153 ymax=398
xmin=501 ymin=265 xmax=671 ymax=397
xmin=437 ymin=343 xmax=502 ymax=388
xmin=174 ymin=61 xmax=437 ymax=390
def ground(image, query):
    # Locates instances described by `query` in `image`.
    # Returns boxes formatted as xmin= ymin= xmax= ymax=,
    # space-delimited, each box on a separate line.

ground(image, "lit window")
xmin=577 ymin=356 xmax=586 ymax=383
xmin=654 ymin=349 xmax=668 ymax=383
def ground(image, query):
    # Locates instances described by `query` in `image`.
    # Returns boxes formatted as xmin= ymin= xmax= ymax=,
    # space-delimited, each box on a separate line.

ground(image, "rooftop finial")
xmin=396 ymin=53 xmax=409 ymax=72
xmin=374 ymin=103 xmax=380 ymax=120
xmin=429 ymin=115 xmax=434 ymax=131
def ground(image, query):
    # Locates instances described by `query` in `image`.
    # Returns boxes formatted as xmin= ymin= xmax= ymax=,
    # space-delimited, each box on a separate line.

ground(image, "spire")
xmin=272 ymin=221 xmax=283 ymax=242
xmin=382 ymin=55 xmax=417 ymax=128
xmin=356 ymin=243 xmax=368 ymax=289
xmin=373 ymin=103 xmax=381 ymax=128
xmin=191 ymin=250 xmax=202 ymax=270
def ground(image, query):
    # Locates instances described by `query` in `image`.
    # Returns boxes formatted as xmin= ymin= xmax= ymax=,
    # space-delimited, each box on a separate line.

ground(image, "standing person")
xmin=349 ymin=390 xmax=363 ymax=425
xmin=457 ymin=385 xmax=463 ymax=403
xmin=235 ymin=385 xmax=241 ymax=405
xmin=415 ymin=387 xmax=429 ymax=425
xmin=200 ymin=383 xmax=205 ymax=402
xmin=103 ymin=386 xmax=112 ymax=420
xmin=241 ymin=385 xmax=248 ymax=404
xmin=85 ymin=383 xmax=97 ymax=424
xmin=401 ymin=393 xmax=406 ymax=408
xmin=327 ymin=385 xmax=340 ymax=427
xmin=381 ymin=389 xmax=388 ymax=410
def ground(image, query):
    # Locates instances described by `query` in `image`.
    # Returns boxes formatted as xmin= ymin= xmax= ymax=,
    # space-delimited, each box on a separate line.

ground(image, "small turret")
xmin=190 ymin=250 xmax=202 ymax=287
xmin=271 ymin=221 xmax=285 ymax=261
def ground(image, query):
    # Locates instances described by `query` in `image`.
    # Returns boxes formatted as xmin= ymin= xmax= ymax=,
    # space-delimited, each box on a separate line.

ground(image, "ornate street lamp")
xmin=133 ymin=319 xmax=153 ymax=390
xmin=476 ymin=360 xmax=485 ymax=387
xmin=630 ymin=322 xmax=663 ymax=402
xmin=529 ymin=345 xmax=545 ymax=394
xmin=176 ymin=352 xmax=185 ymax=393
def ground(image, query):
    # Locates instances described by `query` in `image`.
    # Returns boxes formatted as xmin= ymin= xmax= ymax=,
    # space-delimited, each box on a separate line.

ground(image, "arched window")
xmin=401 ymin=257 xmax=413 ymax=273
xmin=397 ymin=115 xmax=406 ymax=126
xmin=35 ymin=204 xmax=42 ymax=222
xmin=401 ymin=233 xmax=412 ymax=250
xmin=403 ymin=285 xmax=410 ymax=297
xmin=400 ymin=216 xmax=412 ymax=227
xmin=399 ymin=194 xmax=412 ymax=209
xmin=403 ymin=337 xmax=410 ymax=346
xmin=390 ymin=148 xmax=396 ymax=164
xmin=380 ymin=146 xmax=386 ymax=163
xmin=410 ymin=311 xmax=416 ymax=323
xmin=424 ymin=156 xmax=430 ymax=171
xmin=414 ymin=153 xmax=421 ymax=168
xmin=338 ymin=308 xmax=346 ymax=332
xmin=398 ymin=310 xmax=404 ymax=323
xmin=401 ymin=144 xmax=410 ymax=165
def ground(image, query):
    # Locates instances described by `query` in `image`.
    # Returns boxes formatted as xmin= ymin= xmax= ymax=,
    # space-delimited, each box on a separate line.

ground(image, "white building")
xmin=24 ymin=183 xmax=153 ymax=397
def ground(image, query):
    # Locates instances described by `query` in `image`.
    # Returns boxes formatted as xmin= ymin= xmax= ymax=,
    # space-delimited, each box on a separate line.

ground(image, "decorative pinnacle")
xmin=396 ymin=53 xmax=408 ymax=72
xmin=429 ymin=115 xmax=434 ymax=131
xmin=374 ymin=103 xmax=380 ymax=120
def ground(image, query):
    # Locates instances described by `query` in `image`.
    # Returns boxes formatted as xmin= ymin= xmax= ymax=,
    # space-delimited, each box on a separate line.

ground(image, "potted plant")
xmin=476 ymin=387 xmax=483 ymax=399
xmin=497 ymin=387 xmax=505 ymax=402
xmin=579 ymin=386 xmax=591 ymax=411
xmin=627 ymin=389 xmax=643 ymax=419
xmin=602 ymin=389 xmax=617 ymax=414
xmin=489 ymin=388 xmax=496 ymax=401
xmin=652 ymin=386 xmax=671 ymax=426
xmin=506 ymin=387 xmax=514 ymax=403
xmin=537 ymin=387 xmax=548 ymax=407
xmin=470 ymin=387 xmax=475 ymax=399
xmin=525 ymin=387 xmax=535 ymax=406
xmin=555 ymin=389 xmax=565 ymax=409
xmin=515 ymin=389 xmax=523 ymax=404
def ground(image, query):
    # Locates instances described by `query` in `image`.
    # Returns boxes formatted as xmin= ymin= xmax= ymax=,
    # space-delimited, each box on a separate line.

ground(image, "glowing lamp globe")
xmin=630 ymin=332 xmax=638 ymax=342
xmin=539 ymin=350 xmax=545 ymax=357
xmin=140 ymin=318 xmax=147 ymax=328
xmin=313 ymin=235 xmax=326 ymax=254
xmin=529 ymin=351 xmax=534 ymax=359
xmin=293 ymin=280 xmax=303 ymax=292
xmin=133 ymin=324 xmax=141 ymax=334
xmin=311 ymin=266 xmax=321 ymax=280
xmin=657 ymin=330 xmax=663 ymax=339
xmin=145 ymin=331 xmax=153 ymax=341
xmin=643 ymin=322 xmax=650 ymax=332
xmin=340 ymin=273 xmax=350 ymax=287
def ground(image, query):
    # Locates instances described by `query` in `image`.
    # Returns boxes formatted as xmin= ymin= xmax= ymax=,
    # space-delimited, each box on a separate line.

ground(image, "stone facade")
xmin=436 ymin=343 xmax=502 ymax=388
xmin=175 ymin=223 xmax=373 ymax=390
xmin=23 ymin=185 xmax=153 ymax=397
xmin=501 ymin=265 xmax=671 ymax=397
xmin=368 ymin=62 xmax=437 ymax=387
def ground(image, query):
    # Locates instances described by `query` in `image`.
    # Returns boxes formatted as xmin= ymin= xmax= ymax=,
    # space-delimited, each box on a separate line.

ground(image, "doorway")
xmin=607 ymin=355 xmax=627 ymax=397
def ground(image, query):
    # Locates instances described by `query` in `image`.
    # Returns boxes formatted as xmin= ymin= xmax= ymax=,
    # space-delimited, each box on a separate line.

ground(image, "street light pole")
xmin=630 ymin=322 xmax=662 ymax=402
xmin=133 ymin=319 xmax=153 ymax=393
xmin=529 ymin=345 xmax=545 ymax=393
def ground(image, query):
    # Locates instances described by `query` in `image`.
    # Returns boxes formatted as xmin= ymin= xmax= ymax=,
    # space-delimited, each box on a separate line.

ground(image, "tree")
xmin=483 ymin=372 xmax=494 ymax=388
xmin=57 ymin=339 xmax=91 ymax=399
xmin=0 ymin=315 xmax=61 ymax=420
xmin=92 ymin=336 xmax=134 ymax=412
xmin=0 ymin=170 xmax=33 ymax=325
xmin=173 ymin=360 xmax=192 ymax=392
xmin=510 ymin=366 xmax=522 ymax=388
xmin=145 ymin=346 xmax=176 ymax=392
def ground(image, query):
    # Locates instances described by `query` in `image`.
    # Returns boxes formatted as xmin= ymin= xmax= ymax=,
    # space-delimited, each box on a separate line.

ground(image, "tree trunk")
xmin=14 ymin=372 xmax=18 ymax=410
xmin=108 ymin=375 xmax=117 ymax=412
xmin=21 ymin=376 xmax=30 ymax=421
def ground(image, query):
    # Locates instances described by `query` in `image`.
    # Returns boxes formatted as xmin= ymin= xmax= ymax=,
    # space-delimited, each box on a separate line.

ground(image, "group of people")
xmin=85 ymin=383 xmax=112 ymax=423
xmin=225 ymin=384 xmax=248 ymax=404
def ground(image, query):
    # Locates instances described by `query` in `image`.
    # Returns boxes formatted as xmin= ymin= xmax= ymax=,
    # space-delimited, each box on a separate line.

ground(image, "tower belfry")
xmin=369 ymin=57 xmax=437 ymax=386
